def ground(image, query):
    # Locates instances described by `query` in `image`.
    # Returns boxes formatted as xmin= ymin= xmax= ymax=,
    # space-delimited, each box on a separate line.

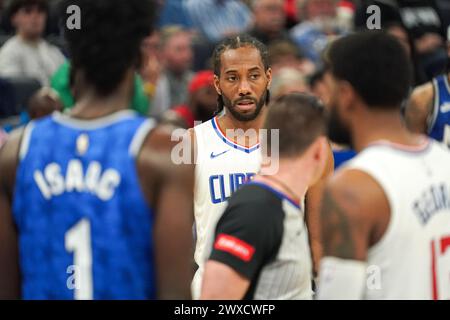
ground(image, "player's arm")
xmin=0 ymin=130 xmax=23 ymax=299
xmin=317 ymin=169 xmax=389 ymax=300
xmin=200 ymin=201 xmax=282 ymax=299
xmin=138 ymin=124 xmax=194 ymax=299
xmin=201 ymin=261 xmax=250 ymax=299
xmin=305 ymin=142 xmax=334 ymax=276
xmin=404 ymin=82 xmax=434 ymax=134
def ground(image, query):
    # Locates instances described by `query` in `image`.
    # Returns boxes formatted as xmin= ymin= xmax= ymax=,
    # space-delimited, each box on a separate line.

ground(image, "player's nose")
xmin=238 ymin=78 xmax=251 ymax=96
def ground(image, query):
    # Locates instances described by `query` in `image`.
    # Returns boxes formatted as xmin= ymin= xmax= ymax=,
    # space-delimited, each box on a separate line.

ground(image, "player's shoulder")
xmin=138 ymin=122 xmax=194 ymax=177
xmin=227 ymin=183 xmax=284 ymax=218
xmin=322 ymin=166 xmax=390 ymax=248
xmin=326 ymin=166 xmax=388 ymax=214
xmin=231 ymin=183 xmax=276 ymax=204
xmin=194 ymin=117 xmax=214 ymax=130
xmin=221 ymin=183 xmax=285 ymax=233
xmin=409 ymin=81 xmax=434 ymax=111
xmin=138 ymin=123 xmax=181 ymax=167
xmin=0 ymin=126 xmax=25 ymax=193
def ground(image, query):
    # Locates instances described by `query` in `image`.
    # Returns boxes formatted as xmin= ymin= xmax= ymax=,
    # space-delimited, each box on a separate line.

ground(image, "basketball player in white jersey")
xmin=188 ymin=35 xmax=333 ymax=299
xmin=317 ymin=32 xmax=450 ymax=300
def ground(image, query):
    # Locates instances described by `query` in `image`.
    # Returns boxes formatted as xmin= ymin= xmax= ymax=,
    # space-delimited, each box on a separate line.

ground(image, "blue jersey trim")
xmin=246 ymin=181 xmax=301 ymax=210
xmin=211 ymin=117 xmax=260 ymax=154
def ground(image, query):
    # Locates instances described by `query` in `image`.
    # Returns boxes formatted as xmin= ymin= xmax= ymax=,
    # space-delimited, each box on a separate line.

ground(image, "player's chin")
xmin=233 ymin=110 xmax=260 ymax=122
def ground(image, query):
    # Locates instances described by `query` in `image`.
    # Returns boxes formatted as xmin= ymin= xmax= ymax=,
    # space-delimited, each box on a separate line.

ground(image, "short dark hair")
xmin=7 ymin=0 xmax=48 ymax=18
xmin=213 ymin=34 xmax=269 ymax=76
xmin=264 ymin=92 xmax=327 ymax=157
xmin=323 ymin=31 xmax=412 ymax=109
xmin=62 ymin=0 xmax=155 ymax=97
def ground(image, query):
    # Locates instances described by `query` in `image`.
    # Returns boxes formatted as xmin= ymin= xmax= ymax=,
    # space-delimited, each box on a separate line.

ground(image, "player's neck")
xmin=352 ymin=110 xmax=424 ymax=152
xmin=69 ymin=98 xmax=130 ymax=120
xmin=220 ymin=109 xmax=267 ymax=131
xmin=256 ymin=160 xmax=310 ymax=203
xmin=69 ymin=73 xmax=134 ymax=120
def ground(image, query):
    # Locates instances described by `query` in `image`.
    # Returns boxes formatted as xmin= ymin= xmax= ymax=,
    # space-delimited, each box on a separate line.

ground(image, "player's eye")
xmin=249 ymin=74 xmax=260 ymax=80
xmin=227 ymin=75 xmax=237 ymax=82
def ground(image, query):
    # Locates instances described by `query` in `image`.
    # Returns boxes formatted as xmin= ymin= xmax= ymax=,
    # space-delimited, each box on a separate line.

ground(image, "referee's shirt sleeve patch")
xmin=214 ymin=233 xmax=255 ymax=262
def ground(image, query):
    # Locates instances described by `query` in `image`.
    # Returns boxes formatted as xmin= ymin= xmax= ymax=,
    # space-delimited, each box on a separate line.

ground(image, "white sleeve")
xmin=316 ymin=256 xmax=367 ymax=300
xmin=0 ymin=44 xmax=23 ymax=78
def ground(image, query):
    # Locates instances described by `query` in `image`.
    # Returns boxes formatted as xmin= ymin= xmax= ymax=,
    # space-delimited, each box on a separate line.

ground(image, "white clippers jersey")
xmin=192 ymin=116 xmax=261 ymax=298
xmin=345 ymin=139 xmax=450 ymax=300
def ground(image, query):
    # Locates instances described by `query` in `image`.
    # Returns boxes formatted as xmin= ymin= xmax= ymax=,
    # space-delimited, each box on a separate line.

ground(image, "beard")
xmin=221 ymin=90 xmax=268 ymax=122
xmin=327 ymin=105 xmax=353 ymax=148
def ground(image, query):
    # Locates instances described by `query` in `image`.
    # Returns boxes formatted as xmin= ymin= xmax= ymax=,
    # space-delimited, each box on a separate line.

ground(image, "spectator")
xmin=271 ymin=67 xmax=310 ymax=98
xmin=0 ymin=0 xmax=65 ymax=86
xmin=158 ymin=0 xmax=193 ymax=29
xmin=248 ymin=0 xmax=290 ymax=45
xmin=140 ymin=31 xmax=162 ymax=99
xmin=151 ymin=25 xmax=194 ymax=117
xmin=50 ymin=61 xmax=151 ymax=115
xmin=290 ymin=0 xmax=344 ymax=65
xmin=285 ymin=0 xmax=300 ymax=28
xmin=184 ymin=0 xmax=252 ymax=43
xmin=384 ymin=21 xmax=427 ymax=86
xmin=355 ymin=0 xmax=447 ymax=79
xmin=161 ymin=70 xmax=216 ymax=128
xmin=268 ymin=39 xmax=316 ymax=76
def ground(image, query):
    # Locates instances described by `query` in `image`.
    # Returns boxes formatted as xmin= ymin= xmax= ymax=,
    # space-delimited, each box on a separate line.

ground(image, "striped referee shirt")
xmin=206 ymin=181 xmax=313 ymax=299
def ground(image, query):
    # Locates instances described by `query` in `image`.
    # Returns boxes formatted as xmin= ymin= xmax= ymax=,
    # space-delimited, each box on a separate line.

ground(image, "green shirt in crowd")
xmin=50 ymin=61 xmax=150 ymax=115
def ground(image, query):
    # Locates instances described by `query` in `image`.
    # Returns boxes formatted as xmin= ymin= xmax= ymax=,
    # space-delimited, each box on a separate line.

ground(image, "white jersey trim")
xmin=52 ymin=110 xmax=138 ymax=130
xmin=428 ymin=78 xmax=440 ymax=134
xmin=129 ymin=119 xmax=157 ymax=158
xmin=19 ymin=121 xmax=35 ymax=160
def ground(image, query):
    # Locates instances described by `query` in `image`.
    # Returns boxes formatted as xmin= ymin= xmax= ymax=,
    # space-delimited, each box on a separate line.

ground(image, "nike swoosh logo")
xmin=210 ymin=150 xmax=230 ymax=159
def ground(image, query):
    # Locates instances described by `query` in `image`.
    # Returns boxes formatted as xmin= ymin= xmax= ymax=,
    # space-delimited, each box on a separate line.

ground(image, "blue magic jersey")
xmin=429 ymin=74 xmax=450 ymax=147
xmin=13 ymin=110 xmax=156 ymax=299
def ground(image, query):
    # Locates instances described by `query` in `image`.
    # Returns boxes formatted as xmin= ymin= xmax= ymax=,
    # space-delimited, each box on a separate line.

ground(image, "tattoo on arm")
xmin=321 ymin=187 xmax=356 ymax=259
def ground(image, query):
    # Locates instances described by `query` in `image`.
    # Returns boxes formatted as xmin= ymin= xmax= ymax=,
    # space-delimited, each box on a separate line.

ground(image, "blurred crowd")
xmin=0 ymin=0 xmax=449 ymax=146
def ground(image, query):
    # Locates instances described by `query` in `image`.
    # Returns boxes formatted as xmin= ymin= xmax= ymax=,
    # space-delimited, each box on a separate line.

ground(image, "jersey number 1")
xmin=65 ymin=219 xmax=93 ymax=300
xmin=431 ymin=235 xmax=450 ymax=300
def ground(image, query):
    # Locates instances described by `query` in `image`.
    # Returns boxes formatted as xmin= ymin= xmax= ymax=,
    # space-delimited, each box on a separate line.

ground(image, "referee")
xmin=200 ymin=93 xmax=328 ymax=300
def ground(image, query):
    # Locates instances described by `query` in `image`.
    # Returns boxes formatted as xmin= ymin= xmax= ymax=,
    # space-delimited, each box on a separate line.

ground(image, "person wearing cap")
xmin=161 ymin=70 xmax=217 ymax=128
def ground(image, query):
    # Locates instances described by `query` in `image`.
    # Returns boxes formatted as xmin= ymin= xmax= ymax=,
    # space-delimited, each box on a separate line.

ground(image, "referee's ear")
xmin=310 ymin=136 xmax=328 ymax=185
